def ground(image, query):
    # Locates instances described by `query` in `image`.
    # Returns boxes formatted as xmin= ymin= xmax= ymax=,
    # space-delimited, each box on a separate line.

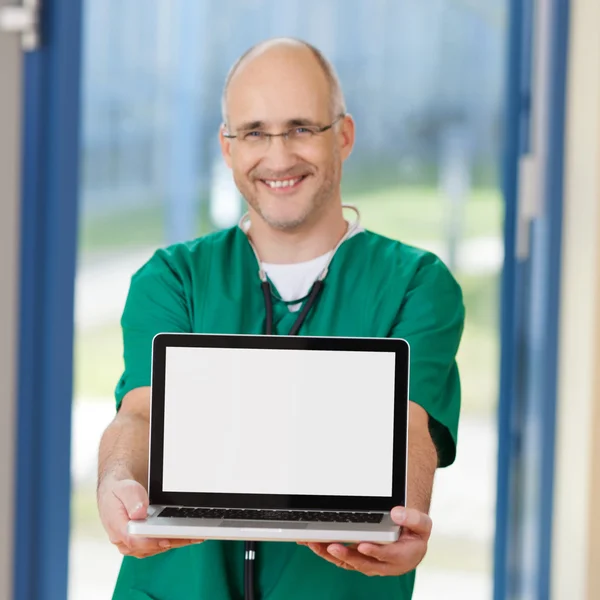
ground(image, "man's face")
xmin=220 ymin=47 xmax=354 ymax=232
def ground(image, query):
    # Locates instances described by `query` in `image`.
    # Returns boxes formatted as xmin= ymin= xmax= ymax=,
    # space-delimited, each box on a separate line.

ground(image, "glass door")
xmin=69 ymin=1 xmax=509 ymax=598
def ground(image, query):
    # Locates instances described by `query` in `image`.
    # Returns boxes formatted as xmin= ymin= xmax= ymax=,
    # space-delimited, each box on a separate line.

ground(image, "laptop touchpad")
xmin=219 ymin=521 xmax=308 ymax=530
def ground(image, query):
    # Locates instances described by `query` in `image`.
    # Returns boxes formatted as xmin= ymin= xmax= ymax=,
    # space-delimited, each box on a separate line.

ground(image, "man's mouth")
xmin=259 ymin=175 xmax=308 ymax=191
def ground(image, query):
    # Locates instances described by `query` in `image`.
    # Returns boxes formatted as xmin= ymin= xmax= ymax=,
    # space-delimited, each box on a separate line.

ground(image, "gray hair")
xmin=221 ymin=38 xmax=347 ymax=128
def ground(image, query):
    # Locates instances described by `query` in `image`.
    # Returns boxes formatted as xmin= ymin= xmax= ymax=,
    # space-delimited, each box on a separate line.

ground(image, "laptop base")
xmin=128 ymin=506 xmax=400 ymax=544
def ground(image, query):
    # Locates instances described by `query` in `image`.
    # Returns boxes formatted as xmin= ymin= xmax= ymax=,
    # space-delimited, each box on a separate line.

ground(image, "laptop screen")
xmin=161 ymin=346 xmax=396 ymax=498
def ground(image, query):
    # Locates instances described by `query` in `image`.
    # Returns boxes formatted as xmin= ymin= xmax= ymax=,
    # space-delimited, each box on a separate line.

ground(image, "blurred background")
xmin=71 ymin=1 xmax=506 ymax=597
xmin=3 ymin=0 xmax=599 ymax=599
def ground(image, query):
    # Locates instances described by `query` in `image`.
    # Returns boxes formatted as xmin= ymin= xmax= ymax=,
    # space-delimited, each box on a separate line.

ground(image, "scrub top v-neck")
xmin=113 ymin=225 xmax=465 ymax=600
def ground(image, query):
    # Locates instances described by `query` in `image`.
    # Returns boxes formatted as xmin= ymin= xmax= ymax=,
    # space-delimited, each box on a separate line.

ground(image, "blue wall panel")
xmin=14 ymin=1 xmax=83 ymax=599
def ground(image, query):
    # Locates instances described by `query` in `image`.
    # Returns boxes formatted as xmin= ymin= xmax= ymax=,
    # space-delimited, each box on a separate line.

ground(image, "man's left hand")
xmin=299 ymin=507 xmax=431 ymax=577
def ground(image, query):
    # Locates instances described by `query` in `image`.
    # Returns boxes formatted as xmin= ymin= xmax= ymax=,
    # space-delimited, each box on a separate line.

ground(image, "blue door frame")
xmin=494 ymin=0 xmax=569 ymax=598
xmin=13 ymin=1 xmax=83 ymax=599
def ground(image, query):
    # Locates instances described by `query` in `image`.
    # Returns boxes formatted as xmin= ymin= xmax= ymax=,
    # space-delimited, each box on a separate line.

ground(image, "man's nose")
xmin=260 ymin=135 xmax=298 ymax=172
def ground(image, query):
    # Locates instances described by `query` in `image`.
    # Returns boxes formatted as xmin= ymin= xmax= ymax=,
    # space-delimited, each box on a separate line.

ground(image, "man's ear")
xmin=339 ymin=114 xmax=356 ymax=162
xmin=219 ymin=125 xmax=233 ymax=168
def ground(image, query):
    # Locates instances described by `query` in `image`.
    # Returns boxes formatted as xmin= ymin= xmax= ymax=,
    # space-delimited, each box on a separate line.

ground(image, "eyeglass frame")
xmin=222 ymin=114 xmax=346 ymax=143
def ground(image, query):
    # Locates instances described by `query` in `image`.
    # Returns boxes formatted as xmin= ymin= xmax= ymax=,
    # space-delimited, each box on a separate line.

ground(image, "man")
xmin=98 ymin=38 xmax=464 ymax=599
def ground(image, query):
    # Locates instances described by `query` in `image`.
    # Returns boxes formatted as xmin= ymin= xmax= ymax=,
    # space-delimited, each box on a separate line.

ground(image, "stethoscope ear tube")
xmin=287 ymin=280 xmax=324 ymax=336
xmin=261 ymin=281 xmax=274 ymax=335
xmin=240 ymin=204 xmax=362 ymax=286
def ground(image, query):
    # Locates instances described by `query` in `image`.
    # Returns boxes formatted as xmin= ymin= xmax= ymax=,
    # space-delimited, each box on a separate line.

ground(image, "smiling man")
xmin=97 ymin=38 xmax=465 ymax=600
xmin=221 ymin=44 xmax=346 ymax=242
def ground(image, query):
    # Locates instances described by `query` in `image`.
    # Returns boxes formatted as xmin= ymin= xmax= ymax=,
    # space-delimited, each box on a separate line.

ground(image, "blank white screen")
xmin=161 ymin=346 xmax=396 ymax=497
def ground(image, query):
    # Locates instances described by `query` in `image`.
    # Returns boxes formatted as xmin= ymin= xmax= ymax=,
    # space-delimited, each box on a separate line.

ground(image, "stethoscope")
xmin=238 ymin=205 xmax=362 ymax=600
xmin=241 ymin=204 xmax=362 ymax=336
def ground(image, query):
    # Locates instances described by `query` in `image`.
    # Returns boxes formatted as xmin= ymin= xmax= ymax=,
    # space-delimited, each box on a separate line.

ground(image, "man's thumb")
xmin=117 ymin=482 xmax=148 ymax=519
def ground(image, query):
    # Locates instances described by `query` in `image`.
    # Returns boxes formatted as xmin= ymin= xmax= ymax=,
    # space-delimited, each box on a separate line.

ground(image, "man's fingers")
xmin=116 ymin=541 xmax=165 ymax=560
xmin=117 ymin=537 xmax=203 ymax=558
xmin=306 ymin=543 xmax=333 ymax=560
xmin=128 ymin=536 xmax=201 ymax=553
xmin=356 ymin=537 xmax=429 ymax=576
xmin=116 ymin=542 xmax=132 ymax=556
xmin=120 ymin=536 xmax=162 ymax=556
xmin=391 ymin=507 xmax=432 ymax=539
xmin=326 ymin=544 xmax=387 ymax=576
xmin=356 ymin=542 xmax=389 ymax=561
xmin=356 ymin=540 xmax=418 ymax=564
xmin=114 ymin=481 xmax=149 ymax=520
xmin=99 ymin=478 xmax=198 ymax=560
xmin=307 ymin=543 xmax=355 ymax=571
xmin=301 ymin=508 xmax=433 ymax=577
xmin=155 ymin=538 xmax=204 ymax=550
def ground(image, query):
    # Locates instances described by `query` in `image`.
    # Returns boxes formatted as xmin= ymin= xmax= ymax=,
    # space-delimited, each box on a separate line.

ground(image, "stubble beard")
xmin=236 ymin=161 xmax=340 ymax=232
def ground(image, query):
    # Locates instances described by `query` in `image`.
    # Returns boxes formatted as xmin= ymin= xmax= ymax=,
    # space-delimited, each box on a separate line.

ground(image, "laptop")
xmin=128 ymin=333 xmax=410 ymax=544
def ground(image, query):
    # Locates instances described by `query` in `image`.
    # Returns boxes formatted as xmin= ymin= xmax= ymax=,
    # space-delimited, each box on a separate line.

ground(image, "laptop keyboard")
xmin=158 ymin=507 xmax=383 ymax=524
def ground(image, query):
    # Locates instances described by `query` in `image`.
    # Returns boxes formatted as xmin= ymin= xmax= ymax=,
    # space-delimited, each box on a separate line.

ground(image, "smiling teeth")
xmin=265 ymin=177 xmax=301 ymax=188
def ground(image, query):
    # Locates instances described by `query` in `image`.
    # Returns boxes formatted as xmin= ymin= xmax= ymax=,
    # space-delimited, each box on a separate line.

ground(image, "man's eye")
xmin=244 ymin=131 xmax=265 ymax=141
xmin=294 ymin=127 xmax=315 ymax=136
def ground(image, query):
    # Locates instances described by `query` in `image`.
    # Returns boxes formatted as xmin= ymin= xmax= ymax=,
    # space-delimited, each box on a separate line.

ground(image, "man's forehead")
xmin=227 ymin=92 xmax=329 ymax=129
xmin=225 ymin=45 xmax=331 ymax=124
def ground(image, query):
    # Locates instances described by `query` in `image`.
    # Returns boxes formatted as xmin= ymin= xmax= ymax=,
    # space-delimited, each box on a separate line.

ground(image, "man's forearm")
xmin=98 ymin=411 xmax=150 ymax=491
xmin=406 ymin=403 xmax=438 ymax=514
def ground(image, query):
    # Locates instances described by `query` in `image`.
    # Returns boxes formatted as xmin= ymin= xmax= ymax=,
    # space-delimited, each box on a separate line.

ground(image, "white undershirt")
xmin=262 ymin=252 xmax=332 ymax=312
xmin=261 ymin=226 xmax=364 ymax=312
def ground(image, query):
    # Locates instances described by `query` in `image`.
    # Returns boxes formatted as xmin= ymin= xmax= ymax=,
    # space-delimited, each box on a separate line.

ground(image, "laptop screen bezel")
xmin=148 ymin=333 xmax=409 ymax=512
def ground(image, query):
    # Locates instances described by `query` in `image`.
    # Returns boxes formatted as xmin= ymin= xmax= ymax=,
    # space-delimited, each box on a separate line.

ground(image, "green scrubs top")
xmin=113 ymin=226 xmax=465 ymax=600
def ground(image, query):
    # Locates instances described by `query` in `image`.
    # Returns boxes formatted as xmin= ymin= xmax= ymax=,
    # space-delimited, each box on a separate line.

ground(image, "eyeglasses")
xmin=223 ymin=115 xmax=345 ymax=148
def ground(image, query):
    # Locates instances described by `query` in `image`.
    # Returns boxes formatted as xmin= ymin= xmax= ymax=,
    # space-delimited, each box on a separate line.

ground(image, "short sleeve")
xmin=390 ymin=253 xmax=465 ymax=468
xmin=115 ymin=248 xmax=192 ymax=409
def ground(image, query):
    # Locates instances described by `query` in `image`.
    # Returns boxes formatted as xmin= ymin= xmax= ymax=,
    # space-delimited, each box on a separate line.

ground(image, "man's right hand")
xmin=98 ymin=476 xmax=203 ymax=558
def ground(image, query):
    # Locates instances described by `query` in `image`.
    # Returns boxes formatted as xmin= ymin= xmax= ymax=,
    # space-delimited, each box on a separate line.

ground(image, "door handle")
xmin=0 ymin=0 xmax=40 ymax=51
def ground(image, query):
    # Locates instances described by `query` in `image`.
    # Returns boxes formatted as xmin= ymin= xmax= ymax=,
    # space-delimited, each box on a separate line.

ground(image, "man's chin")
xmin=252 ymin=200 xmax=312 ymax=232
xmin=261 ymin=213 xmax=308 ymax=232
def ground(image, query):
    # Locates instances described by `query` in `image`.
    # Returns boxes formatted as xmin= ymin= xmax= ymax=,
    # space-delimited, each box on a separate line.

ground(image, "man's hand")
xmin=299 ymin=506 xmax=431 ymax=576
xmin=97 ymin=476 xmax=203 ymax=559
